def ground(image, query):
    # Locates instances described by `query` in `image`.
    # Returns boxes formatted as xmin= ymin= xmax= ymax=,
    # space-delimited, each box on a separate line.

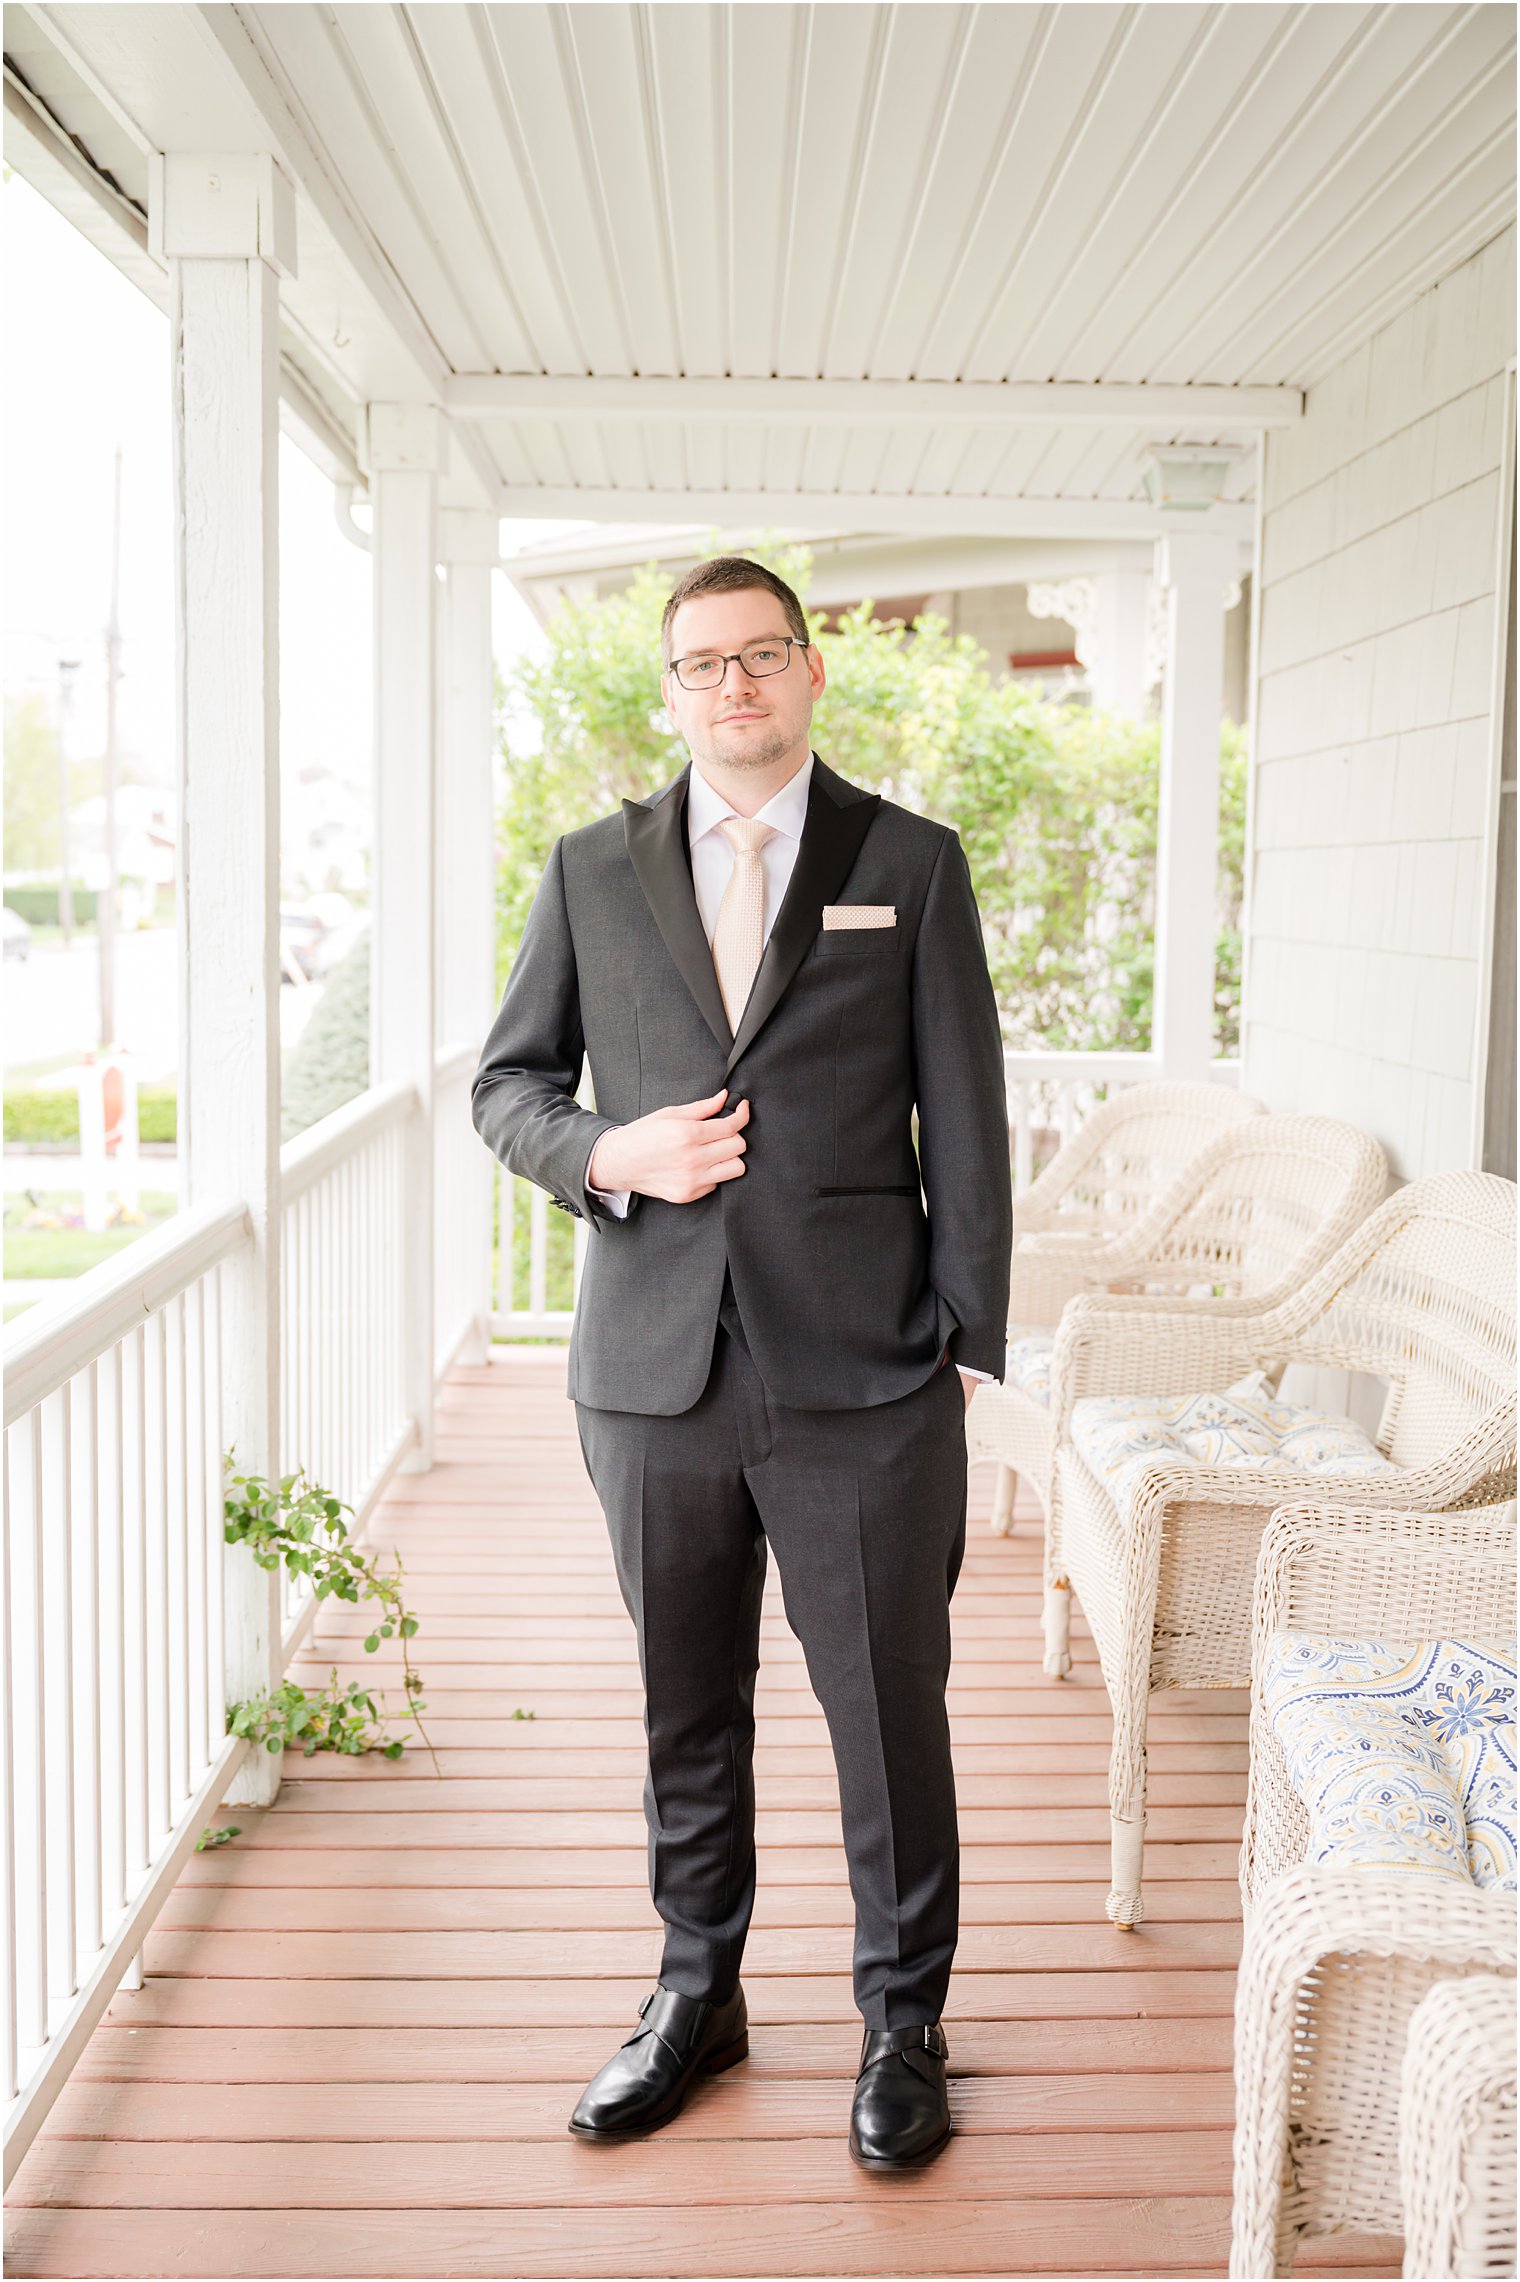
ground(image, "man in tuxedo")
xmin=471 ymin=556 xmax=1013 ymax=2167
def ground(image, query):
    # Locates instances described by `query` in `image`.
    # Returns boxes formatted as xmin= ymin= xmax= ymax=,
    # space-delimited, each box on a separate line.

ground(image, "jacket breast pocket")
xmin=812 ymin=922 xmax=900 ymax=956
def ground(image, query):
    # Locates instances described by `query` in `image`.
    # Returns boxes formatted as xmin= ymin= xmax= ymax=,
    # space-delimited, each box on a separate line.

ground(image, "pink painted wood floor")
xmin=6 ymin=1351 xmax=1402 ymax=2277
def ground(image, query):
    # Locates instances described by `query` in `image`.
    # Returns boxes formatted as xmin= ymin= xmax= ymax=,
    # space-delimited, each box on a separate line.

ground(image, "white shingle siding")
xmin=1244 ymin=224 xmax=1515 ymax=1182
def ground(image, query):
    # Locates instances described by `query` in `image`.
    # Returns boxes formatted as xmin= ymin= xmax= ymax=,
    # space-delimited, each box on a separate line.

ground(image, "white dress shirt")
xmin=585 ymin=750 xmax=992 ymax=1383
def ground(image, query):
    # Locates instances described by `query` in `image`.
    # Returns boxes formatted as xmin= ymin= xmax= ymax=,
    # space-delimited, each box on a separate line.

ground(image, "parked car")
xmin=2 ymin=906 xmax=33 ymax=962
xmin=279 ymin=896 xmax=363 ymax=984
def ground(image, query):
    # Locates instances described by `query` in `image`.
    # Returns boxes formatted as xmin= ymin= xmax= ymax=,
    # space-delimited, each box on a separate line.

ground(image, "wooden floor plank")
xmin=9 ymin=2127 xmax=1240 ymax=2203
xmin=83 ymin=1970 xmax=1245 ymax=2027
xmin=3 ymin=2201 xmax=1243 ymax=2277
xmin=71 ymin=2016 xmax=1238 ymax=2082
xmin=184 ymin=1805 xmax=1249 ymax=1844
xmin=5 ymin=1352 xmax=1318 ymax=2279
xmin=45 ymin=2072 xmax=1240 ymax=2138
xmin=140 ymin=1921 xmax=1242 ymax=1978
xmin=152 ymin=1879 xmax=1248 ymax=1930
xmin=173 ymin=1838 xmax=1245 ymax=1887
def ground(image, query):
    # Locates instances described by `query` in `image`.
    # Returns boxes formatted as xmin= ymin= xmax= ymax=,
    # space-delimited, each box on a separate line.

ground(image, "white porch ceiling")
xmin=5 ymin=3 xmax=1515 ymax=534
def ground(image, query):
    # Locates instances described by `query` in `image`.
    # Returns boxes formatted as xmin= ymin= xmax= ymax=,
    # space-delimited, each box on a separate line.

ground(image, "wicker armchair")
xmin=968 ymin=1113 xmax=1387 ymax=1533
xmin=1399 ymin=1975 xmax=1516 ymax=2278
xmin=1230 ymin=1500 xmax=1517 ymax=2280
xmin=1044 ymin=1171 xmax=1517 ymax=1929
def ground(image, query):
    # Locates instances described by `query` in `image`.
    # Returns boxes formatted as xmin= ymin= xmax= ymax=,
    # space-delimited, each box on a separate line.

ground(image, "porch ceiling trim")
xmin=494 ymin=483 xmax=1255 ymax=545
xmin=448 ymin=376 xmax=1303 ymax=427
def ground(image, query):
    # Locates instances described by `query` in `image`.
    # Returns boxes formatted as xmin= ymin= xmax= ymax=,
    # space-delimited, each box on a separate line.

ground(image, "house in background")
xmin=504 ymin=516 xmax=1254 ymax=720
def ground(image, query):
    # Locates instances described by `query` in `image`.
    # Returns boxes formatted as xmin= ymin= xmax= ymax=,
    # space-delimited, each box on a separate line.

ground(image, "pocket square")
xmin=822 ymin=904 xmax=896 ymax=930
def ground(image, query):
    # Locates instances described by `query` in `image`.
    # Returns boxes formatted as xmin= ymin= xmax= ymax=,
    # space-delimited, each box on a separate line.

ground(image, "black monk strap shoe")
xmin=567 ymin=1984 xmax=748 ymax=2140
xmin=848 ymin=2022 xmax=952 ymax=2170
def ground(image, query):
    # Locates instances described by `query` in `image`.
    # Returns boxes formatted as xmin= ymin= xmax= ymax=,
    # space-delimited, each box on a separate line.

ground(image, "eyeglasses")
xmin=668 ymin=636 xmax=809 ymax=691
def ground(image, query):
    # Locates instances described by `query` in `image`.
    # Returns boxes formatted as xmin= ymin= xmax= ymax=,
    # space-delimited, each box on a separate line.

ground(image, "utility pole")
xmin=99 ymin=441 xmax=123 ymax=1048
xmin=56 ymin=657 xmax=79 ymax=942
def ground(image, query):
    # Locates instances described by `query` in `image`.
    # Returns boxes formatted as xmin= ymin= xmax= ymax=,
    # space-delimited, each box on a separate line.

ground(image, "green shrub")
xmin=4 ymin=886 xmax=98 ymax=925
xmin=280 ymin=928 xmax=370 ymax=1142
xmin=4 ymin=1082 xmax=177 ymax=1145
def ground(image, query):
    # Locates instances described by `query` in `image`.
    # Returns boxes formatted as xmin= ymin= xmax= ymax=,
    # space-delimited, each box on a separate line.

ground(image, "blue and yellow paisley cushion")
xmin=1005 ymin=1328 xmax=1055 ymax=1407
xmin=1069 ymin=1388 xmax=1400 ymax=1525
xmin=1261 ymin=1634 xmax=1517 ymax=1890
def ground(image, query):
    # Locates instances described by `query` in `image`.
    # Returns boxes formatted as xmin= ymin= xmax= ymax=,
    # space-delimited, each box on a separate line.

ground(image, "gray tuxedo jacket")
xmin=470 ymin=750 xmax=1013 ymax=1414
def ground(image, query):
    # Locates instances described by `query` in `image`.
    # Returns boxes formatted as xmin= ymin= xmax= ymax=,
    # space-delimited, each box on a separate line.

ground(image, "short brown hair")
xmin=661 ymin=556 xmax=808 ymax=666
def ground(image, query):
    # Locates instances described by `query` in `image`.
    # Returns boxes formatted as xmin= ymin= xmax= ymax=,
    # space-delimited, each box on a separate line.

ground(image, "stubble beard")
xmin=696 ymin=718 xmax=800 ymax=774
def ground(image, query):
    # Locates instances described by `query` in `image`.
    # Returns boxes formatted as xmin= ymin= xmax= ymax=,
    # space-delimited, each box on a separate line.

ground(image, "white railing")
xmin=278 ymin=1080 xmax=415 ymax=1650
xmin=1 ymin=1060 xmax=496 ymax=2179
xmin=3 ymin=1199 xmax=250 ymax=2175
xmin=490 ymin=1167 xmax=587 ymax=1338
xmin=489 ymin=1066 xmax=595 ymax=1340
xmin=433 ymin=1042 xmax=491 ymax=1376
xmin=1003 ymin=1049 xmax=1241 ymax=1191
xmin=488 ymin=1052 xmax=1243 ymax=1337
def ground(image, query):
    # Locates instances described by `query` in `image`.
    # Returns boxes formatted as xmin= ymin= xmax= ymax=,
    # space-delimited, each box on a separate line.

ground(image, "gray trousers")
xmin=573 ymin=1270 xmax=967 ymax=2029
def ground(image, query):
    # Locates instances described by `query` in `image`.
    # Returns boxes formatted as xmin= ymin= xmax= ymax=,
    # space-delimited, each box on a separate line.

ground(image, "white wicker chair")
xmin=969 ymin=1112 xmax=1387 ymax=1533
xmin=1230 ymin=1499 xmax=1517 ymax=2280
xmin=973 ymin=1079 xmax=1264 ymax=1532
xmin=1399 ymin=1975 xmax=1516 ymax=2279
xmin=1045 ymin=1171 xmax=1517 ymax=1928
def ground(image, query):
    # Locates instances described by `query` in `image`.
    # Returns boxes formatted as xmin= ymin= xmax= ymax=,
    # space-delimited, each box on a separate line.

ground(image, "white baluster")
xmin=40 ymin=1386 xmax=77 ymax=2010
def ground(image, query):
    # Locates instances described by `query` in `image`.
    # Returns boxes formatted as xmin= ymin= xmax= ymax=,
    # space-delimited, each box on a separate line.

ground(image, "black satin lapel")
xmin=623 ymin=772 xmax=733 ymax=1053
xmin=725 ymin=777 xmax=882 ymax=1075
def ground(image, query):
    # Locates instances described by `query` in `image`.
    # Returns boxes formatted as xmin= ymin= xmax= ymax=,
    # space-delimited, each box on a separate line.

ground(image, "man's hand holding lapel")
xmin=587 ymin=1088 xmax=750 ymax=1202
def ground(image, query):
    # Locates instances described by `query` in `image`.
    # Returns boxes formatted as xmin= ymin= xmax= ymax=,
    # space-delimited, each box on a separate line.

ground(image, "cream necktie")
xmin=710 ymin=815 xmax=777 ymax=1031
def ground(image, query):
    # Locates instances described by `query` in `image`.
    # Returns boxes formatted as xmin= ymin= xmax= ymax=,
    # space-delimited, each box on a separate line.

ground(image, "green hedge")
xmin=3 ymin=1084 xmax=178 ymax=1145
xmin=4 ymin=886 xmax=99 ymax=925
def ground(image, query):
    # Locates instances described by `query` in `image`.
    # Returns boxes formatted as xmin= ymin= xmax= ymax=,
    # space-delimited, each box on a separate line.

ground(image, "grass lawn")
xmin=4 ymin=1190 xmax=179 ymax=1280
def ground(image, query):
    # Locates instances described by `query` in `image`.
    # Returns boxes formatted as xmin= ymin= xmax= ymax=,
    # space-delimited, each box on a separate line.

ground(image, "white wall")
xmin=1244 ymin=224 xmax=1515 ymax=1182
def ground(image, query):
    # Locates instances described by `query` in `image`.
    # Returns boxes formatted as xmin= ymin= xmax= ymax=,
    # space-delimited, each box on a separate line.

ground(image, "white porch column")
xmin=1088 ymin=566 xmax=1151 ymax=718
xmin=151 ymin=152 xmax=294 ymax=1806
xmin=438 ymin=507 xmax=500 ymax=1365
xmin=367 ymin=404 xmax=445 ymax=1468
xmin=1152 ymin=532 xmax=1236 ymax=1081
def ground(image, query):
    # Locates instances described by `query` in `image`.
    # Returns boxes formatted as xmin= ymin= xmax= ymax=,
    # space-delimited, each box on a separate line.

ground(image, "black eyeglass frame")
xmin=666 ymin=635 xmax=811 ymax=691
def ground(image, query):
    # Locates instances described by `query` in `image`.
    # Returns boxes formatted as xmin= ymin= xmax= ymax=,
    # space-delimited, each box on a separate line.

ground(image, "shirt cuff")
xmin=586 ymin=1181 xmax=632 ymax=1219
xmin=955 ymin=1364 xmax=995 ymax=1382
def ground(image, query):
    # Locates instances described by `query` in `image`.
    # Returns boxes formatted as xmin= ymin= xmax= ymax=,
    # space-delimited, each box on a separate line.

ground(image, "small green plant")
xmin=196 ymin=1824 xmax=242 ymax=1851
xmin=218 ymin=1456 xmax=442 ymax=1802
xmin=226 ymin=1674 xmax=415 ymax=1761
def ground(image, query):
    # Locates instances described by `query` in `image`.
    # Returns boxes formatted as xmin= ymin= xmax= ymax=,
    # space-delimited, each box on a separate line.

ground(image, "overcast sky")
xmin=3 ymin=168 xmax=584 ymax=805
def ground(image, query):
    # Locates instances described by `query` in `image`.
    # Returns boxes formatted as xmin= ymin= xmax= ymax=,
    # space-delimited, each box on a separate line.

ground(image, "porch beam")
xmin=368 ymin=403 xmax=447 ymax=1467
xmin=438 ymin=508 xmax=500 ymax=1366
xmin=1152 ymin=531 xmax=1238 ymax=1083
xmin=151 ymin=148 xmax=295 ymax=1808
xmin=451 ymin=376 xmax=1303 ymax=425
xmin=496 ymin=484 xmax=1256 ymax=545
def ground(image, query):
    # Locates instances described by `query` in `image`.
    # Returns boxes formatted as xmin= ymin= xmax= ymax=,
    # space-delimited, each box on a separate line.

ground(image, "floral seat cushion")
xmin=1005 ymin=1327 xmax=1055 ymax=1406
xmin=1261 ymin=1634 xmax=1517 ymax=1890
xmin=1069 ymin=1386 xmax=1400 ymax=1526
